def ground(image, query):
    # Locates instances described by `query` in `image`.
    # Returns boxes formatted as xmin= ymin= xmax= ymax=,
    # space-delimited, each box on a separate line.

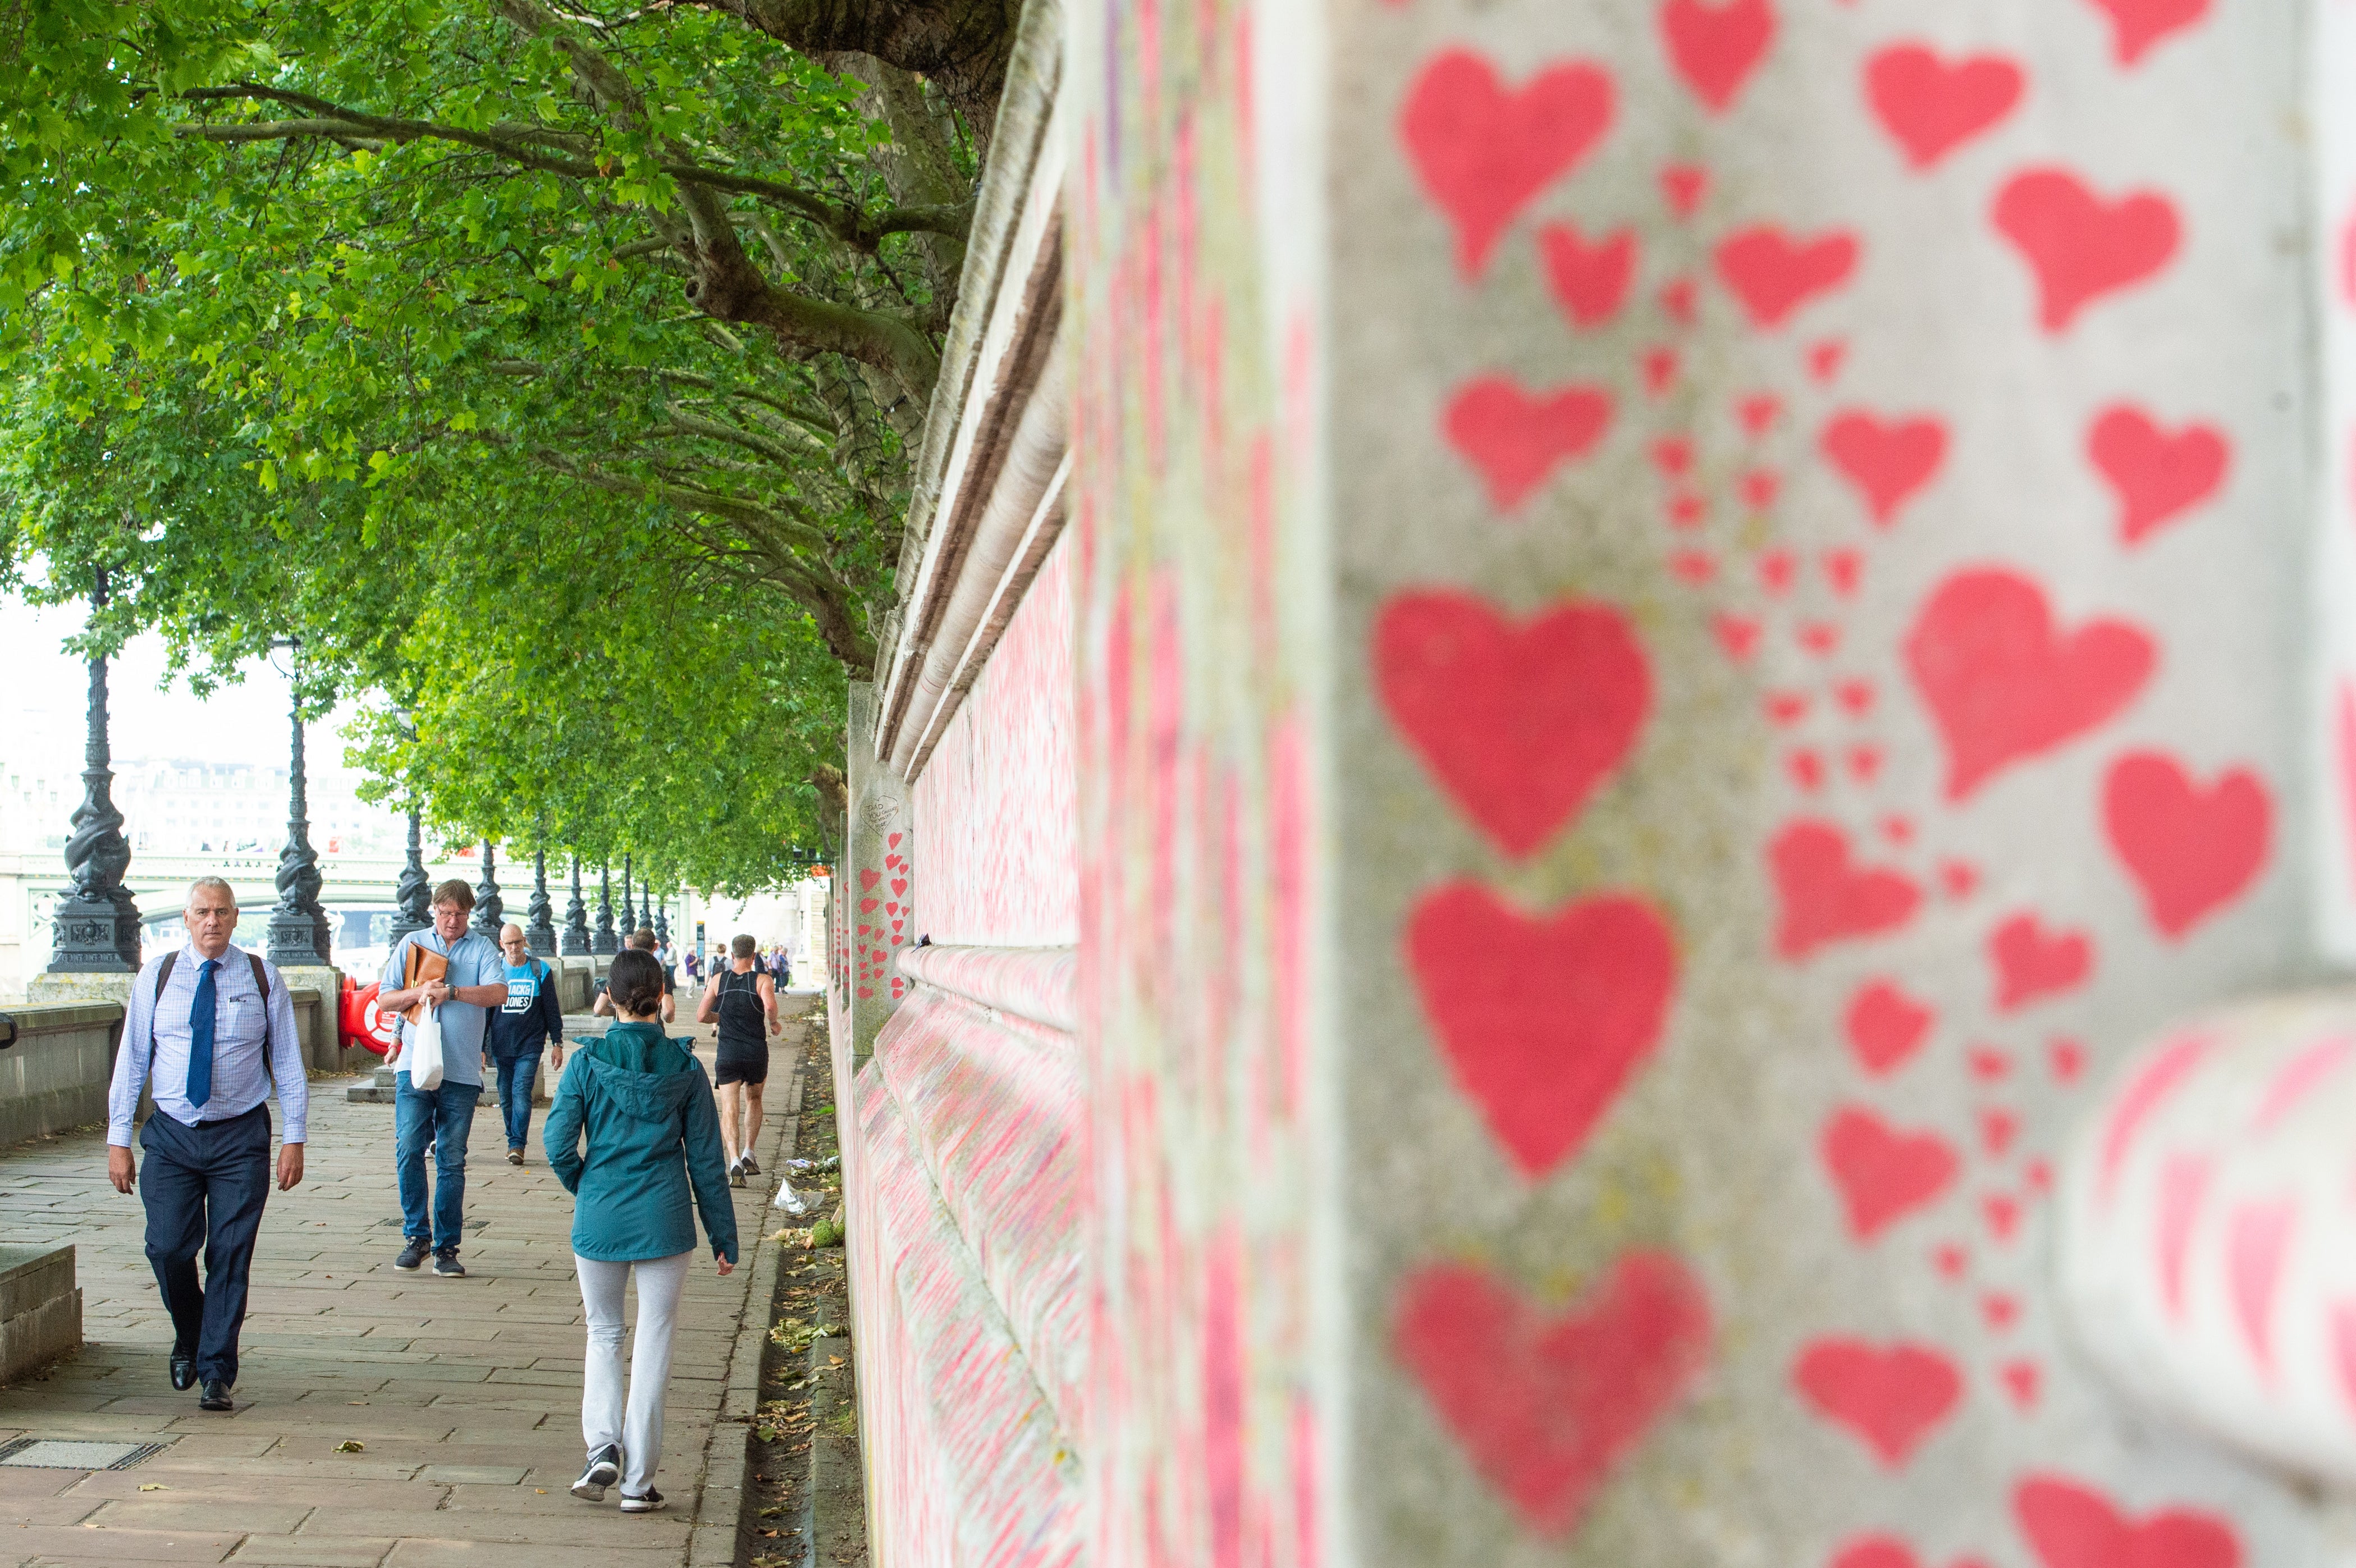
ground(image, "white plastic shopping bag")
xmin=408 ymin=1006 xmax=445 ymax=1090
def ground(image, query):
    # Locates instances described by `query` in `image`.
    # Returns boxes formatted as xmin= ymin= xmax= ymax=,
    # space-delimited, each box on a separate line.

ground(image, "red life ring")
xmin=339 ymin=976 xmax=401 ymax=1057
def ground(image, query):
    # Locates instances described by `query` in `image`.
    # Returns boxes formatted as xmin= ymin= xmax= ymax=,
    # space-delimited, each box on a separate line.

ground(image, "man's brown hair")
xmin=628 ymin=928 xmax=657 ymax=950
xmin=432 ymin=879 xmax=475 ymax=911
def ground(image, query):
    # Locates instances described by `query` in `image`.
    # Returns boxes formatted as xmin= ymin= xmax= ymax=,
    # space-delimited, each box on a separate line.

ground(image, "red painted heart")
xmin=1904 ymin=566 xmax=2156 ymax=799
xmin=1405 ymin=881 xmax=1677 ymax=1177
xmin=1401 ymin=49 xmax=1617 ymax=278
xmin=1792 ymin=1338 xmax=1963 ymax=1467
xmin=1769 ymin=819 xmax=1923 ymax=961
xmin=1821 ymin=1106 xmax=1960 ymax=1241
xmin=1375 ymin=591 xmax=1651 ymax=859
xmin=2013 ymin=1475 xmax=2240 ymax=1568
xmin=1846 ymin=980 xmax=1935 ymax=1076
xmin=1395 ymin=1252 xmax=1712 ymax=1537
xmin=1992 ymin=168 xmax=2181 ymax=333
xmin=859 ymin=868 xmax=881 ymax=892
xmin=2081 ymin=0 xmax=2211 ymax=66
xmin=1989 ymin=912 xmax=2093 ymax=1012
xmin=1444 ymin=376 xmax=1616 ymax=513
xmin=1715 ymin=225 xmax=1859 ymax=329
xmin=1660 ymin=0 xmax=1775 ymax=113
xmin=1539 ymin=223 xmax=1638 ymax=329
xmin=2102 ymin=751 xmax=2271 ymax=939
xmin=1820 ymin=410 xmax=1948 ymax=527
xmin=1864 ymin=45 xmax=2024 ymax=170
xmin=2087 ymin=405 xmax=2229 ymax=546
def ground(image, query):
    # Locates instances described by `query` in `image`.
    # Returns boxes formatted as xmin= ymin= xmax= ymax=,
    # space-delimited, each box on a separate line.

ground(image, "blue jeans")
xmin=495 ymin=1054 xmax=542 ymax=1151
xmin=394 ymin=1072 xmax=481 ymax=1252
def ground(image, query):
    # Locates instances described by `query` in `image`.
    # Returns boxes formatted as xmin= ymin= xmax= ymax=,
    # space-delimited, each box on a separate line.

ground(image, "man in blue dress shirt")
xmin=377 ymin=879 xmax=506 ymax=1278
xmin=106 ymin=877 xmax=307 ymax=1412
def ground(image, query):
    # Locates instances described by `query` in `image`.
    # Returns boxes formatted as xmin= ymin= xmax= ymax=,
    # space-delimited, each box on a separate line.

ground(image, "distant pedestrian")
xmin=491 ymin=923 xmax=566 ymax=1165
xmin=696 ymin=933 xmax=778 ymax=1185
xmin=684 ymin=950 xmax=701 ymax=985
xmin=106 ymin=877 xmax=308 ymax=1412
xmin=546 ymin=948 xmax=737 ymax=1514
xmin=378 ymin=879 xmax=506 ymax=1278
xmin=593 ymin=928 xmax=676 ymax=1023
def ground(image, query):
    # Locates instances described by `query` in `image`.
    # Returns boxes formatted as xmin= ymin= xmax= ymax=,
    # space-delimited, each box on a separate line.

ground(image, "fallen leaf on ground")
xmin=335 ymin=1440 xmax=365 ymax=1452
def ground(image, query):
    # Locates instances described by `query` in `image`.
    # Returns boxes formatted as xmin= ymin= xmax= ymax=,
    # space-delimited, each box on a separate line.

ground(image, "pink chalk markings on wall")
xmin=2011 ymin=1475 xmax=2239 ymax=1568
xmin=1398 ymin=49 xmax=1616 ymax=278
xmin=1863 ymin=45 xmax=2025 ymax=170
xmin=1791 ymin=1337 xmax=1964 ymax=1467
xmin=1392 ymin=1254 xmax=1713 ymax=1539
xmin=1904 ymin=568 xmax=2156 ymax=801
xmin=2099 ymin=751 xmax=2271 ymax=939
xmin=2085 ymin=406 xmax=2230 ymax=546
xmin=1404 ymin=881 xmax=1677 ymax=1179
xmin=1373 ymin=590 xmax=1652 ymax=860
xmin=1990 ymin=169 xmax=2182 ymax=333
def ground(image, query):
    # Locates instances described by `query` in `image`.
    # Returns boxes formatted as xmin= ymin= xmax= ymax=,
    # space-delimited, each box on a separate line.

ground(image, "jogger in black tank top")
xmin=695 ymin=936 xmax=778 ymax=1182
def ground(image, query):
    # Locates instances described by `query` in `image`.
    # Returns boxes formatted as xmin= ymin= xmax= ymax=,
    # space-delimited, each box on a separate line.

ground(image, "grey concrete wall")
xmin=0 ymin=1003 xmax=123 ymax=1147
xmin=0 ymin=1244 xmax=80 ymax=1384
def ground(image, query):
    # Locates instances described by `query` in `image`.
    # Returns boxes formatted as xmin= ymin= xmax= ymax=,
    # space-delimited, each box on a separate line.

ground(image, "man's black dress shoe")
xmin=170 ymin=1350 xmax=197 ymax=1392
xmin=198 ymin=1379 xmax=233 ymax=1411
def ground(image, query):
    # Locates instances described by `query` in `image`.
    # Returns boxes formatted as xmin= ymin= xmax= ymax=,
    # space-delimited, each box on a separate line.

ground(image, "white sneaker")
xmin=620 ymin=1488 xmax=665 ymax=1513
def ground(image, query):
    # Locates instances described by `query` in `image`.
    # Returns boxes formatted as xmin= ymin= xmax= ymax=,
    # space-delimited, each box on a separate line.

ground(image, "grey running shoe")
xmin=573 ymin=1446 xmax=620 ymax=1500
xmin=432 ymin=1249 xmax=466 ymax=1278
xmin=395 ymin=1238 xmax=429 ymax=1272
xmin=619 ymin=1488 xmax=665 ymax=1514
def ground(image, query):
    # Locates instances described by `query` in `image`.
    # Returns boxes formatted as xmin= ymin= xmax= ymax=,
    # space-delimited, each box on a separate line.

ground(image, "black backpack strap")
xmin=248 ymin=952 xmax=276 ymax=1089
xmin=148 ymin=950 xmax=180 ymax=1068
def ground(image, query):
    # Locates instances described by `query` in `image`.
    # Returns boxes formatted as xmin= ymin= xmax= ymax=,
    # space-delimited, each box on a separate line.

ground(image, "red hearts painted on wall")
xmin=1822 ymin=1106 xmax=1961 ymax=1240
xmin=1444 ymin=377 xmax=1616 ymax=511
xmin=1821 ymin=411 xmax=1948 ymax=526
xmin=1714 ymin=613 xmax=1763 ymax=662
xmin=1394 ymin=1253 xmax=1712 ymax=1538
xmin=2102 ymin=751 xmax=2271 ymax=938
xmin=1659 ymin=162 xmax=1709 ymax=216
xmin=2081 ymin=0 xmax=2213 ymax=66
xmin=1989 ymin=913 xmax=2093 ymax=1011
xmin=1375 ymin=591 xmax=1652 ymax=858
xmin=1992 ymin=168 xmax=2181 ymax=333
xmin=1905 ymin=567 xmax=2156 ymax=799
xmin=2087 ymin=406 xmax=2229 ymax=545
xmin=1770 ymin=819 xmax=1923 ymax=960
xmin=1405 ymin=881 xmax=1678 ymax=1177
xmin=1792 ymin=1337 xmax=1963 ymax=1466
xmin=1539 ymin=223 xmax=1639 ymax=328
xmin=2012 ymin=1475 xmax=2241 ymax=1568
xmin=1846 ymin=980 xmax=1935 ymax=1076
xmin=1864 ymin=45 xmax=2024 ymax=170
xmin=1832 ymin=1537 xmax=1996 ymax=1568
xmin=1715 ymin=225 xmax=1859 ymax=328
xmin=1660 ymin=0 xmax=1776 ymax=113
xmin=859 ymin=869 xmax=881 ymax=892
xmin=1401 ymin=49 xmax=1617 ymax=278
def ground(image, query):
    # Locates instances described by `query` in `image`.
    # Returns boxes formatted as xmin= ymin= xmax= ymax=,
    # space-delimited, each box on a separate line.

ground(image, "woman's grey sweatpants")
xmin=576 ymin=1250 xmax=694 ymax=1497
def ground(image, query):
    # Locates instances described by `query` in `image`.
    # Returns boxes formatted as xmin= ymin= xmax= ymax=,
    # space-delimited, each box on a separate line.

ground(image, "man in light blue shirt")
xmin=377 ymin=879 xmax=505 ymax=1277
xmin=105 ymin=876 xmax=307 ymax=1411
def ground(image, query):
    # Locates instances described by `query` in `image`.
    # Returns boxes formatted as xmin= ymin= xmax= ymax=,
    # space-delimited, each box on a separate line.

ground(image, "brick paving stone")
xmin=0 ymin=1013 xmax=786 ymax=1568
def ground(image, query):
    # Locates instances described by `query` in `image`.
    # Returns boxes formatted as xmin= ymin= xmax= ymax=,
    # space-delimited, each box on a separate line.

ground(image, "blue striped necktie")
xmin=186 ymin=959 xmax=218 ymax=1109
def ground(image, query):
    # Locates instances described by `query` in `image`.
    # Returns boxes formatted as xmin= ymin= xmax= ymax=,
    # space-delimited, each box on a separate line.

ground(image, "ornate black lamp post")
xmin=47 ymin=570 xmax=140 ymax=972
xmin=386 ymin=708 xmax=429 ymax=949
xmin=638 ymin=886 xmax=653 ymax=935
xmin=561 ymin=853 xmax=591 ymax=955
xmin=592 ymin=861 xmax=618 ymax=955
xmin=263 ymin=640 xmax=332 ymax=966
xmin=654 ymin=893 xmax=670 ymax=948
xmin=526 ymin=843 xmax=557 ymax=956
xmin=620 ymin=853 xmax=634 ymax=938
xmin=472 ymin=840 xmax=503 ymax=938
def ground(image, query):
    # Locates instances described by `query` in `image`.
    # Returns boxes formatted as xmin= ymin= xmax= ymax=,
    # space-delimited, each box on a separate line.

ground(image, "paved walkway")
xmin=0 ymin=1007 xmax=799 ymax=1568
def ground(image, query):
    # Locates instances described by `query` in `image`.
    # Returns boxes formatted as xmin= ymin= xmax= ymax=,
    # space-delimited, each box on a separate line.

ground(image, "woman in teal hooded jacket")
xmin=545 ymin=948 xmax=739 ymax=1513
